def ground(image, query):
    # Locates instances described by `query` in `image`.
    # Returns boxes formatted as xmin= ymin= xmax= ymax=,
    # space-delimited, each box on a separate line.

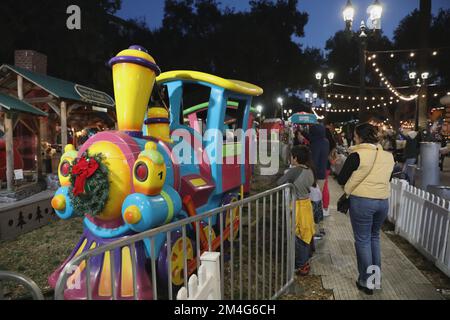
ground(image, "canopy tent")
xmin=289 ymin=112 xmax=318 ymax=125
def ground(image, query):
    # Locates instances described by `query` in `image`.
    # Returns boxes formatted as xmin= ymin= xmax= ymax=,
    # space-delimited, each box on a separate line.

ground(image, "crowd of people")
xmin=278 ymin=121 xmax=400 ymax=295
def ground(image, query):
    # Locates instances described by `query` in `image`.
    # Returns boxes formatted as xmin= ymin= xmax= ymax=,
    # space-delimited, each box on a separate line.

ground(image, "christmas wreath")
xmin=69 ymin=151 xmax=109 ymax=217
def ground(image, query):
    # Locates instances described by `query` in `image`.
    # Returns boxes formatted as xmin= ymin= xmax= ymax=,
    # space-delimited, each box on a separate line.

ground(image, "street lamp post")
xmin=409 ymin=71 xmax=429 ymax=131
xmin=277 ymin=97 xmax=284 ymax=121
xmin=359 ymin=21 xmax=368 ymax=122
xmin=315 ymin=72 xmax=335 ymax=117
xmin=256 ymin=104 xmax=263 ymax=124
xmin=343 ymin=0 xmax=383 ymax=123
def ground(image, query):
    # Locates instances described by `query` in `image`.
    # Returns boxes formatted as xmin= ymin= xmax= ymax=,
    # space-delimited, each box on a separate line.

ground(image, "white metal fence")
xmin=388 ymin=179 xmax=450 ymax=277
xmin=54 ymin=184 xmax=296 ymax=300
xmin=0 ymin=271 xmax=44 ymax=300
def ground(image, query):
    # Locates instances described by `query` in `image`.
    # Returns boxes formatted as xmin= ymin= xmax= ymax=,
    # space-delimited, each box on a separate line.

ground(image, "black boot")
xmin=356 ymin=281 xmax=374 ymax=296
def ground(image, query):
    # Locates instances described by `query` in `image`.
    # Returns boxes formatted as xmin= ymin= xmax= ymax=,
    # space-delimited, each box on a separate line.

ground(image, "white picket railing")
xmin=177 ymin=252 xmax=221 ymax=300
xmin=388 ymin=179 xmax=450 ymax=277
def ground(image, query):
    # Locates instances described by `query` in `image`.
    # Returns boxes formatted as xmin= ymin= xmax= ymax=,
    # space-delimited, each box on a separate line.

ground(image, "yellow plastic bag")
xmin=295 ymin=199 xmax=315 ymax=245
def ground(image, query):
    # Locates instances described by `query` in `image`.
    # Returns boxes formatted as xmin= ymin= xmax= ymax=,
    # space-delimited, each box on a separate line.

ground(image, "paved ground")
xmin=310 ymin=177 xmax=443 ymax=300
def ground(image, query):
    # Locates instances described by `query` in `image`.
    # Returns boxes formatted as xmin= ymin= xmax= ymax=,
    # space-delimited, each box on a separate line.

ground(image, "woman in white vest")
xmin=337 ymin=123 xmax=395 ymax=295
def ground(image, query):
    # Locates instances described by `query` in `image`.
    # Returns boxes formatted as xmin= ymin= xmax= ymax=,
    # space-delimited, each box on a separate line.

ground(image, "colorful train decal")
xmin=48 ymin=46 xmax=263 ymax=300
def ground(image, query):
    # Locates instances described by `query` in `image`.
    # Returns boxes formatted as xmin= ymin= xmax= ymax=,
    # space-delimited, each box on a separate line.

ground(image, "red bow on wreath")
xmin=72 ymin=156 xmax=99 ymax=196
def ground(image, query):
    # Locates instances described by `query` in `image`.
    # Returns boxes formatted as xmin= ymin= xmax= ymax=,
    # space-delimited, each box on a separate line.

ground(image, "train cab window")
xmin=223 ymin=100 xmax=246 ymax=143
xmin=179 ymin=84 xmax=211 ymax=134
xmin=150 ymin=84 xmax=170 ymax=110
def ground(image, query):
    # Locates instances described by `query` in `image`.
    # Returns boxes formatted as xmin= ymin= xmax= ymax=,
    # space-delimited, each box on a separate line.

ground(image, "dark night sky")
xmin=117 ymin=0 xmax=450 ymax=50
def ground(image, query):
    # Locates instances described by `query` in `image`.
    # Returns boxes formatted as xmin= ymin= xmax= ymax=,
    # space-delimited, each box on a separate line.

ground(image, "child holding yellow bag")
xmin=277 ymin=146 xmax=316 ymax=276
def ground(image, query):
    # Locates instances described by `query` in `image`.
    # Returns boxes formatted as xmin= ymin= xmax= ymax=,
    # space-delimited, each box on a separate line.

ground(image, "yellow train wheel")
xmin=201 ymin=222 xmax=217 ymax=249
xmin=170 ymin=236 xmax=194 ymax=287
xmin=224 ymin=195 xmax=240 ymax=243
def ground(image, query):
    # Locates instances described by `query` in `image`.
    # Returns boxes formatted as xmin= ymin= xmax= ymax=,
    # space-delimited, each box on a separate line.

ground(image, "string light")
xmin=326 ymin=91 xmax=445 ymax=102
xmin=368 ymin=55 xmax=419 ymax=101
xmin=366 ymin=47 xmax=450 ymax=59
xmin=326 ymin=93 xmax=399 ymax=101
xmin=328 ymin=99 xmax=402 ymax=113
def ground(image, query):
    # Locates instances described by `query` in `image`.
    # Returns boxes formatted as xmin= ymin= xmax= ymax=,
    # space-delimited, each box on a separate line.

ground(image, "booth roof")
xmin=0 ymin=92 xmax=47 ymax=116
xmin=0 ymin=64 xmax=115 ymax=108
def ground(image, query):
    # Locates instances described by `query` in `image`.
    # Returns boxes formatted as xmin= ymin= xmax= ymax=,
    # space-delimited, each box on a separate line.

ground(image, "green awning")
xmin=0 ymin=92 xmax=48 ymax=116
xmin=0 ymin=64 xmax=115 ymax=108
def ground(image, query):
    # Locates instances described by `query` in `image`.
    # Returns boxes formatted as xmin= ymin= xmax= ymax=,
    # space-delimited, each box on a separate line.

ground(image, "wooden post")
xmin=39 ymin=116 xmax=47 ymax=174
xmin=17 ymin=75 xmax=24 ymax=100
xmin=40 ymin=117 xmax=48 ymax=142
xmin=34 ymin=118 xmax=42 ymax=180
xmin=60 ymin=100 xmax=67 ymax=149
xmin=5 ymin=112 xmax=14 ymax=191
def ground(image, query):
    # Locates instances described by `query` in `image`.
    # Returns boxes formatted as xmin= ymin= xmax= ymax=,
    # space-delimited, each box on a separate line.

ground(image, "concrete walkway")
xmin=311 ymin=177 xmax=442 ymax=300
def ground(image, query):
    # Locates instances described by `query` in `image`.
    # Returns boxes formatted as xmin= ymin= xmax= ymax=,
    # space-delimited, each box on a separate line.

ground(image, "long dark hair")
xmin=355 ymin=123 xmax=379 ymax=144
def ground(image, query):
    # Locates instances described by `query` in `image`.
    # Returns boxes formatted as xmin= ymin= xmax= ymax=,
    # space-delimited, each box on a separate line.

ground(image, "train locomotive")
xmin=48 ymin=45 xmax=263 ymax=300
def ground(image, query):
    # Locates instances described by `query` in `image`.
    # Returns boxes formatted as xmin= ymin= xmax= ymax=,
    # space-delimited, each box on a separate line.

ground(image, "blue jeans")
xmin=295 ymin=237 xmax=310 ymax=268
xmin=403 ymin=158 xmax=416 ymax=185
xmin=349 ymin=196 xmax=389 ymax=286
xmin=312 ymin=200 xmax=323 ymax=224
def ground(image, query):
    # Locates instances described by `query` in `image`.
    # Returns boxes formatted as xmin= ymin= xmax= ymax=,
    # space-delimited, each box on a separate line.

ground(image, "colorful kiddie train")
xmin=48 ymin=45 xmax=263 ymax=300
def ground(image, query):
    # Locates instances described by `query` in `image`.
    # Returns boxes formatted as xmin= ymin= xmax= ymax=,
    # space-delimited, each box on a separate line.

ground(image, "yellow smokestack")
xmin=109 ymin=46 xmax=161 ymax=135
xmin=145 ymin=107 xmax=172 ymax=143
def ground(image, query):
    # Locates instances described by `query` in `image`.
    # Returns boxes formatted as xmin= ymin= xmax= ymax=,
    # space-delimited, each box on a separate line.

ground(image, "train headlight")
xmin=58 ymin=145 xmax=77 ymax=187
xmin=133 ymin=142 xmax=166 ymax=196
xmin=134 ymin=162 xmax=149 ymax=182
xmin=59 ymin=160 xmax=71 ymax=177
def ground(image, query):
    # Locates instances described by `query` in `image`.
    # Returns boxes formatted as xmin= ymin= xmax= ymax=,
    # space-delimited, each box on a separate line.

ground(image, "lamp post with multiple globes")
xmin=343 ymin=0 xmax=383 ymax=122
xmin=409 ymin=71 xmax=430 ymax=131
xmin=315 ymin=72 xmax=335 ymax=117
